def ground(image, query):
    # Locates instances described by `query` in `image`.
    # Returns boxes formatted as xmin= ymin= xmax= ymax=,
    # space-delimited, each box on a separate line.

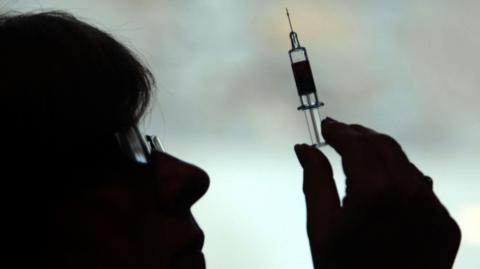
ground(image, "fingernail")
xmin=294 ymin=144 xmax=300 ymax=153
xmin=294 ymin=144 xmax=305 ymax=157
xmin=294 ymin=144 xmax=307 ymax=167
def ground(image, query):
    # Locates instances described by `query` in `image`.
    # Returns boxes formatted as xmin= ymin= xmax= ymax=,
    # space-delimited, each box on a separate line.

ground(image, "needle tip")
xmin=286 ymin=8 xmax=293 ymax=32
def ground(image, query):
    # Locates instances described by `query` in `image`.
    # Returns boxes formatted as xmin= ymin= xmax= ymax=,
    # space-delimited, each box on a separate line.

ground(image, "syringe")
xmin=286 ymin=9 xmax=325 ymax=147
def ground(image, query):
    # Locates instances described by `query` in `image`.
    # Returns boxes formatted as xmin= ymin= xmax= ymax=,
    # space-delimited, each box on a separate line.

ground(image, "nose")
xmin=150 ymin=151 xmax=210 ymax=212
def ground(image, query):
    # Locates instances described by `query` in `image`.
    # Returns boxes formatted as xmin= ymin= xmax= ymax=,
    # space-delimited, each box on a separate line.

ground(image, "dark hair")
xmin=0 ymin=11 xmax=155 ymax=172
xmin=0 ymin=10 xmax=159 ymax=205
xmin=0 ymin=12 xmax=156 ymax=264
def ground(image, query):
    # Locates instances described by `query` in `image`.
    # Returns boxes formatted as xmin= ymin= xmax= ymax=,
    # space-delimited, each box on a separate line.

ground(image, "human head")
xmin=1 ymin=11 xmax=209 ymax=269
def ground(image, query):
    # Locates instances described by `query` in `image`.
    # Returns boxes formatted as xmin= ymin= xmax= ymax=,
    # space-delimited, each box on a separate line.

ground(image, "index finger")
xmin=321 ymin=117 xmax=363 ymax=156
xmin=321 ymin=118 xmax=388 ymax=201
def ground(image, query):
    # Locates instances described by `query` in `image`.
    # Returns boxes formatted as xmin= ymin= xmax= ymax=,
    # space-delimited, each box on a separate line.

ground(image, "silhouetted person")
xmin=1 ymin=11 xmax=460 ymax=269
xmin=1 ymin=11 xmax=209 ymax=269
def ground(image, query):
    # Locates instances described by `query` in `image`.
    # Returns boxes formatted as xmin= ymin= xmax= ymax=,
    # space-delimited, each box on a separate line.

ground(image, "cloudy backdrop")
xmin=3 ymin=0 xmax=479 ymax=268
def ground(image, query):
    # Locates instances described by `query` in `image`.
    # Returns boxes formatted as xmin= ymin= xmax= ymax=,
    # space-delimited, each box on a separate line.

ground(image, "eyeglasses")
xmin=115 ymin=126 xmax=165 ymax=165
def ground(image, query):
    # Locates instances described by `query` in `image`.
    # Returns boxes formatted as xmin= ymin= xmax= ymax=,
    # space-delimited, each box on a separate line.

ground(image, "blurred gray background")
xmin=3 ymin=0 xmax=479 ymax=268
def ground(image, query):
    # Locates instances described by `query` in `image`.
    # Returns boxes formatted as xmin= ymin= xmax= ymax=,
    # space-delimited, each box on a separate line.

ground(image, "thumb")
xmin=295 ymin=144 xmax=341 ymax=267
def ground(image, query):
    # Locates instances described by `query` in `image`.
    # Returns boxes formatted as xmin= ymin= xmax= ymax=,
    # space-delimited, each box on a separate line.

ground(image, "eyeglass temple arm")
xmin=146 ymin=135 xmax=166 ymax=153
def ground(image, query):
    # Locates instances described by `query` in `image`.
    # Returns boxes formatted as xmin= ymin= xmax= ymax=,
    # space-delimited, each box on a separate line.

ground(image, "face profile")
xmin=54 ymin=151 xmax=209 ymax=269
xmin=0 ymin=11 xmax=209 ymax=269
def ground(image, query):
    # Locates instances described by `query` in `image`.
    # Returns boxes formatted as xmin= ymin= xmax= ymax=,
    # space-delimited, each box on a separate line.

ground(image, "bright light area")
xmin=458 ymin=205 xmax=480 ymax=246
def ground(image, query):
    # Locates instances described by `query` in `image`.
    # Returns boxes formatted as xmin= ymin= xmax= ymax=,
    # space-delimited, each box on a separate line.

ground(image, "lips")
xmin=169 ymin=230 xmax=205 ymax=269
xmin=182 ymin=231 xmax=205 ymax=253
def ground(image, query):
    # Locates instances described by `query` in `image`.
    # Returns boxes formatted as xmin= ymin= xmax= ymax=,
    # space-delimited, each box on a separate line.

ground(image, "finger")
xmin=294 ymin=144 xmax=340 ymax=249
xmin=294 ymin=144 xmax=340 ymax=209
xmin=348 ymin=123 xmax=427 ymax=198
xmin=321 ymin=118 xmax=388 ymax=201
xmin=321 ymin=117 xmax=363 ymax=156
xmin=349 ymin=123 xmax=407 ymax=163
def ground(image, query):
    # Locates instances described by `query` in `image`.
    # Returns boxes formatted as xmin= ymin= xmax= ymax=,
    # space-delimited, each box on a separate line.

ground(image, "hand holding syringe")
xmin=287 ymin=9 xmax=325 ymax=147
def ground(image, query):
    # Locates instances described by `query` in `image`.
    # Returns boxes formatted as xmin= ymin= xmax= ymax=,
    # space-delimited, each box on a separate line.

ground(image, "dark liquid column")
xmin=292 ymin=61 xmax=316 ymax=96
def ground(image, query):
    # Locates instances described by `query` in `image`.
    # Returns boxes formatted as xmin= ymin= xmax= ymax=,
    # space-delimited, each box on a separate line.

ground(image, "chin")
xmin=170 ymin=251 xmax=205 ymax=269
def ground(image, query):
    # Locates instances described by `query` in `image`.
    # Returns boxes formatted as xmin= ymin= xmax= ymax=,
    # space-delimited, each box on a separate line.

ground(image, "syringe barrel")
xmin=289 ymin=47 xmax=325 ymax=147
